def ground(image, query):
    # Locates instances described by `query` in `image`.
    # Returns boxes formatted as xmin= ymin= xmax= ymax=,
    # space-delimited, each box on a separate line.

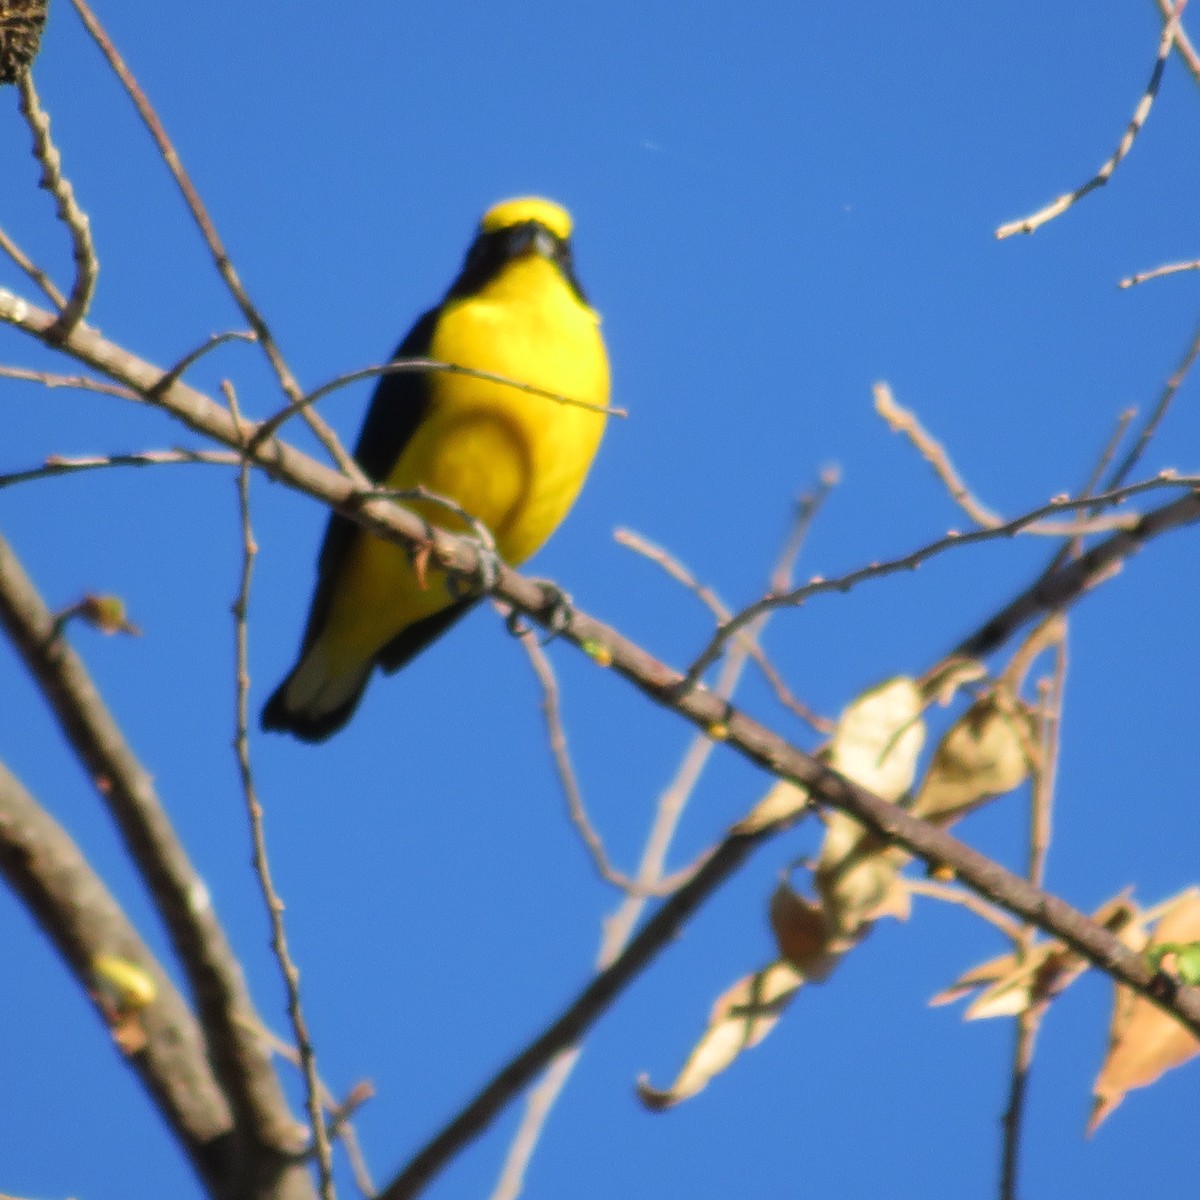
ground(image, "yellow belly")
xmin=318 ymin=255 xmax=609 ymax=664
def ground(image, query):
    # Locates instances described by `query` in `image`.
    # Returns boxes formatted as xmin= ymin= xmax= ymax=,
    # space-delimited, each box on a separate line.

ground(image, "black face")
xmin=445 ymin=220 xmax=589 ymax=305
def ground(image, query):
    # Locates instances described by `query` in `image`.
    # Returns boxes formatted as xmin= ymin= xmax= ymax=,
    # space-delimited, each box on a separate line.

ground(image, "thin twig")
xmin=248 ymin=358 xmax=625 ymax=453
xmin=508 ymin=618 xmax=692 ymax=897
xmin=0 ymin=224 xmax=66 ymax=307
xmin=687 ymin=472 xmax=1189 ymax=686
xmin=251 ymin=1020 xmax=378 ymax=1198
xmin=67 ymin=0 xmax=361 ymax=480
xmin=1103 ymin=308 xmax=1200 ymax=491
xmin=874 ymin=382 xmax=1002 ymax=527
xmin=0 ymin=363 xmax=139 ymax=400
xmin=1153 ymin=0 xmax=1200 ymax=82
xmin=996 ymin=5 xmax=1184 ymax=239
xmin=614 ymin=527 xmax=832 ymax=733
xmin=1119 ymin=256 xmax=1200 ymax=289
xmin=999 ymin=628 xmax=1067 ymax=1200
xmin=148 ymin=329 xmax=258 ymax=398
xmin=0 ymin=447 xmax=242 ymax=489
xmin=230 ymin=400 xmax=335 ymax=1200
xmin=16 ymin=70 xmax=98 ymax=340
xmin=906 ymin=877 xmax=1026 ymax=943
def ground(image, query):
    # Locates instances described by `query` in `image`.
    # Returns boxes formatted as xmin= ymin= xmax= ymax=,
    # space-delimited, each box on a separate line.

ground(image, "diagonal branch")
xmin=0 ymin=757 xmax=235 ymax=1194
xmin=0 ymin=533 xmax=311 ymax=1200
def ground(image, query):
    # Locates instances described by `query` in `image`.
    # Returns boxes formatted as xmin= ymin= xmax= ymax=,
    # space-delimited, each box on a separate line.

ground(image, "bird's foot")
xmin=529 ymin=578 xmax=574 ymax=643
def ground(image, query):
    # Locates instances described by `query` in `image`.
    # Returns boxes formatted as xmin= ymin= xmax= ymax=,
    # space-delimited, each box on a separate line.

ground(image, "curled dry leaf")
xmin=931 ymin=893 xmax=1138 ymax=1019
xmin=1091 ymin=888 xmax=1200 ymax=1134
xmin=909 ymin=688 xmax=1034 ymax=826
xmin=637 ymin=961 xmax=804 ymax=1110
xmin=769 ymin=881 xmax=842 ymax=981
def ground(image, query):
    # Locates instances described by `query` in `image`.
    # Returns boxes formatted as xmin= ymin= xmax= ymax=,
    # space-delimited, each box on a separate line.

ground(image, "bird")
xmin=262 ymin=196 xmax=610 ymax=742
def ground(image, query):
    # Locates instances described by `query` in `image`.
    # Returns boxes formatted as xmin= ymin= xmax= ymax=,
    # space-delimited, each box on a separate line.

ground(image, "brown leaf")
xmin=769 ymin=882 xmax=841 ymax=979
xmin=637 ymin=961 xmax=803 ymax=1110
xmin=1090 ymin=889 xmax=1200 ymax=1133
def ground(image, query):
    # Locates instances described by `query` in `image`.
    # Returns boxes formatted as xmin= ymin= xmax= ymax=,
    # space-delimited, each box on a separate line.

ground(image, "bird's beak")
xmin=507 ymin=222 xmax=559 ymax=260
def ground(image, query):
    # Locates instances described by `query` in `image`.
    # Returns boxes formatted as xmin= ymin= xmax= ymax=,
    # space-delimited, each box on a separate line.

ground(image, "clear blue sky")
xmin=3 ymin=2 xmax=1199 ymax=1197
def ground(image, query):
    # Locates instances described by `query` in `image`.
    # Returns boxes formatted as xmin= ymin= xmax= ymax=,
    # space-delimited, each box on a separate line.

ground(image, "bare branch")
xmin=231 ymin=449 xmax=335 ymax=1200
xmin=0 ymin=531 xmax=311 ymax=1197
xmin=1119 ymin=256 xmax=1200 ymax=289
xmin=0 ymin=447 xmax=242 ymax=489
xmin=875 ymin=382 xmax=1002 ymax=527
xmin=0 ymin=363 xmax=139 ymax=400
xmin=15 ymin=71 xmax=98 ymax=340
xmin=1104 ymin=309 xmax=1200 ymax=492
xmin=66 ymin=0 xmax=359 ymax=479
xmin=996 ymin=5 xmax=1183 ymax=238
xmin=0 ymin=758 xmax=235 ymax=1194
xmin=999 ymin=628 xmax=1067 ymax=1200
xmin=249 ymin=359 xmax=625 ymax=453
xmin=686 ymin=472 xmax=1189 ymax=686
xmin=0 ymin=223 xmax=66 ymax=307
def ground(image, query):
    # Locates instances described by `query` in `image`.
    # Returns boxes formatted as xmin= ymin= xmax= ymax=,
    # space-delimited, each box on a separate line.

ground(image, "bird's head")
xmin=449 ymin=196 xmax=588 ymax=302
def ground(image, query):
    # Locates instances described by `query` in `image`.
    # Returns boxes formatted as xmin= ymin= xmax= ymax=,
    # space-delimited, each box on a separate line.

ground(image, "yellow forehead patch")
xmin=481 ymin=197 xmax=573 ymax=241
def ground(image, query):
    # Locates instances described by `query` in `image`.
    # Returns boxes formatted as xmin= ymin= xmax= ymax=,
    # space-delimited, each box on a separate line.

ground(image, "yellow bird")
xmin=262 ymin=197 xmax=609 ymax=741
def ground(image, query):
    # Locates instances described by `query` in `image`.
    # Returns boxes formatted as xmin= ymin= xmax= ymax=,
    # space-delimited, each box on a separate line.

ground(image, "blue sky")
xmin=3 ymin=2 xmax=1200 ymax=1198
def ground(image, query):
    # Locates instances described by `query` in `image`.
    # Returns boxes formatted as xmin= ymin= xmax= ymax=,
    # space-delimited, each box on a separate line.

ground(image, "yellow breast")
xmin=396 ymin=254 xmax=610 ymax=564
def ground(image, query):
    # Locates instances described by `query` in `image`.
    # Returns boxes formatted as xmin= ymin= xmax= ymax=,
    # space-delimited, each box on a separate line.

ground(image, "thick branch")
xmin=0 ymin=533 xmax=312 ymax=1200
xmin=0 ymin=758 xmax=236 ymax=1194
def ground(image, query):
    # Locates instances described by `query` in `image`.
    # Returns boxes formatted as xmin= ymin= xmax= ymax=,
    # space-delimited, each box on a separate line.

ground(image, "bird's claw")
xmin=531 ymin=579 xmax=574 ymax=643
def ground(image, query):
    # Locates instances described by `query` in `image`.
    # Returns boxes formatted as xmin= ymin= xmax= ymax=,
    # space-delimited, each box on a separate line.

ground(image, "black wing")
xmin=294 ymin=307 xmax=441 ymax=656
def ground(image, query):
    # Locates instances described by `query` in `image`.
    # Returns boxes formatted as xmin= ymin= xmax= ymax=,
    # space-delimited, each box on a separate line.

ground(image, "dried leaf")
xmin=933 ymin=893 xmax=1138 ymax=1018
xmin=827 ymin=676 xmax=926 ymax=802
xmin=733 ymin=780 xmax=809 ymax=835
xmin=769 ymin=882 xmax=842 ymax=979
xmin=910 ymin=689 xmax=1034 ymax=825
xmin=637 ymin=961 xmax=803 ymax=1110
xmin=809 ymin=678 xmax=925 ymax=937
xmin=1091 ymin=889 xmax=1200 ymax=1133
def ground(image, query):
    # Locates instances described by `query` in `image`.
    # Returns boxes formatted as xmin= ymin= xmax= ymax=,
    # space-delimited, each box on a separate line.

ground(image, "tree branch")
xmin=0 ymin=532 xmax=312 ymax=1200
xmin=0 ymin=758 xmax=236 ymax=1194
